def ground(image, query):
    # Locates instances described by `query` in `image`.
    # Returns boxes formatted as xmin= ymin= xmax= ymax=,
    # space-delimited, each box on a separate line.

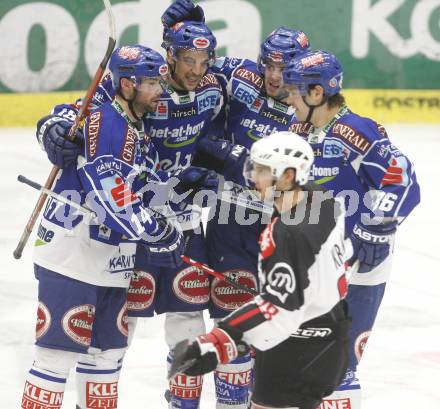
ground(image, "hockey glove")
xmin=349 ymin=221 xmax=398 ymax=273
xmin=169 ymin=324 xmax=248 ymax=378
xmin=161 ymin=0 xmax=205 ymax=27
xmin=36 ymin=115 xmax=84 ymax=168
xmin=192 ymin=136 xmax=248 ymax=184
xmin=173 ymin=166 xmax=218 ymax=205
xmin=140 ymin=219 xmax=184 ymax=268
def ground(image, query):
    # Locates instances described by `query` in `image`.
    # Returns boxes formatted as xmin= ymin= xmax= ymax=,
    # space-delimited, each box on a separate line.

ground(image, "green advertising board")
xmin=1 ymin=0 xmax=439 ymax=93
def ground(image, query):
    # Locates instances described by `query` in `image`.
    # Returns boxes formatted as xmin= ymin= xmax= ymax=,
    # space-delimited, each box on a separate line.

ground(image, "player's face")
xmin=252 ymin=163 xmax=274 ymax=201
xmin=170 ymin=49 xmax=211 ymax=91
xmin=278 ymin=83 xmax=309 ymax=119
xmin=264 ymin=61 xmax=286 ymax=97
xmin=135 ymin=77 xmax=164 ymax=112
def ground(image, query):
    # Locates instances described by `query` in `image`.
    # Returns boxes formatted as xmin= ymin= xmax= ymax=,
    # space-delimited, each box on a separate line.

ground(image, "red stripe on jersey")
xmin=228 ymin=307 xmax=261 ymax=327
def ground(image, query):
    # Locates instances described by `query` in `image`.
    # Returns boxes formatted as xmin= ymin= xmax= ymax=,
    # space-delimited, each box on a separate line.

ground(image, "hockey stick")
xmin=167 ymin=338 xmax=198 ymax=380
xmin=182 ymin=255 xmax=258 ymax=296
xmin=17 ymin=175 xmax=96 ymax=216
xmin=13 ymin=0 xmax=117 ymax=259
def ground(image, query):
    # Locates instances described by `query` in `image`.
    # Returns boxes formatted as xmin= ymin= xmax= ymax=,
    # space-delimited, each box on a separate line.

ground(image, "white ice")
xmin=1 ymin=125 xmax=439 ymax=408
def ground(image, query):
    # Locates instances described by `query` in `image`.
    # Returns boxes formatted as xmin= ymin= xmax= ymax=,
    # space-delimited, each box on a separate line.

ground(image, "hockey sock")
xmin=22 ymin=367 xmax=67 ymax=409
xmin=21 ymin=347 xmax=77 ymax=409
xmin=214 ymin=352 xmax=252 ymax=408
xmin=318 ymin=370 xmax=361 ymax=409
xmin=167 ymin=350 xmax=204 ymax=409
xmin=75 ymin=347 xmax=126 ymax=409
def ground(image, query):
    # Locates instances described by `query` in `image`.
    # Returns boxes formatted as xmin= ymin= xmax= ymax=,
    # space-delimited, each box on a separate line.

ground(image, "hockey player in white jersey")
xmin=21 ymin=45 xmax=184 ymax=409
xmin=169 ymin=131 xmax=352 ymax=409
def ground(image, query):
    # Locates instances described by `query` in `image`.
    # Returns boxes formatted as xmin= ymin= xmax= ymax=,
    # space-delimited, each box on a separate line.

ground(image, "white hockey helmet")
xmin=248 ymin=131 xmax=314 ymax=185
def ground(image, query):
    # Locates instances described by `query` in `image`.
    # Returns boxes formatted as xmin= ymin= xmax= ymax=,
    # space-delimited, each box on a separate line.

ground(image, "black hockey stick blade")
xmin=167 ymin=339 xmax=196 ymax=380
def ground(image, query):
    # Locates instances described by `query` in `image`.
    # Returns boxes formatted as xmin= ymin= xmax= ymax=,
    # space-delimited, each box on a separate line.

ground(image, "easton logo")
xmin=36 ymin=301 xmax=51 ymax=339
xmin=62 ymin=304 xmax=95 ymax=346
xmin=193 ymin=37 xmax=210 ymax=49
xmin=88 ymin=111 xmax=101 ymax=157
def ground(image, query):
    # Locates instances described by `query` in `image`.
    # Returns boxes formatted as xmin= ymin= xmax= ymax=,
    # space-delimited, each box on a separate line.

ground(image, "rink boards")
xmin=1 ymin=89 xmax=439 ymax=127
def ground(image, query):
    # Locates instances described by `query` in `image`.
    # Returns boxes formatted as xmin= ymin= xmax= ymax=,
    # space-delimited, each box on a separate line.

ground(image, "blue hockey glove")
xmin=192 ymin=136 xmax=248 ymax=184
xmin=36 ymin=115 xmax=84 ymax=168
xmin=174 ymin=166 xmax=218 ymax=205
xmin=161 ymin=0 xmax=205 ymax=27
xmin=140 ymin=219 xmax=184 ymax=268
xmin=349 ymin=221 xmax=398 ymax=273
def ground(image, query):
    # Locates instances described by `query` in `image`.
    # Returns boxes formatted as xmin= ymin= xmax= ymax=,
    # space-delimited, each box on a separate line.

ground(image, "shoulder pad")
xmin=232 ymin=63 xmax=263 ymax=90
xmin=197 ymin=73 xmax=221 ymax=90
xmin=331 ymin=111 xmax=386 ymax=154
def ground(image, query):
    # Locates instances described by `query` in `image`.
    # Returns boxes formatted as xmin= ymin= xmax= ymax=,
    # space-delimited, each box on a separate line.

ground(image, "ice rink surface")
xmin=1 ymin=124 xmax=439 ymax=408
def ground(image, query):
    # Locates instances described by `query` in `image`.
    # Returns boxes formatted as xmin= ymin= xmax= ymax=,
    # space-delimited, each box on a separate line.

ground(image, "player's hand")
xmin=192 ymin=136 xmax=248 ymax=184
xmin=140 ymin=220 xmax=184 ymax=268
xmin=161 ymin=0 xmax=205 ymax=27
xmin=349 ymin=221 xmax=397 ymax=273
xmin=173 ymin=166 xmax=218 ymax=205
xmin=168 ymin=326 xmax=245 ymax=378
xmin=36 ymin=115 xmax=84 ymax=168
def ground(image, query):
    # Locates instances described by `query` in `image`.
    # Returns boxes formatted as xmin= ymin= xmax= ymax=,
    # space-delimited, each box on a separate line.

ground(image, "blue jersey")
xmin=211 ymin=57 xmax=295 ymax=148
xmin=91 ymin=72 xmax=223 ymax=230
xmin=289 ymin=107 xmax=420 ymax=233
xmin=93 ymin=73 xmax=223 ymax=172
xmin=34 ymin=100 xmax=164 ymax=288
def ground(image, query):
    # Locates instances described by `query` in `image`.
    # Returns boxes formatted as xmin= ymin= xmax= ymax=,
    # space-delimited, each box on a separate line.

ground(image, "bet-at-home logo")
xmin=351 ymin=0 xmax=440 ymax=60
xmin=0 ymin=0 xmax=261 ymax=92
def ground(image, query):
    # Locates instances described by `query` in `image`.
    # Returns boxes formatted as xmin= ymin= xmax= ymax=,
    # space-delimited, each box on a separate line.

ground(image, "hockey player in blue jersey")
xmin=22 ymin=45 xmax=185 ymax=409
xmin=276 ymin=50 xmax=421 ymax=408
xmin=37 ymin=20 xmax=223 ymax=409
xmin=161 ymin=2 xmax=310 ymax=406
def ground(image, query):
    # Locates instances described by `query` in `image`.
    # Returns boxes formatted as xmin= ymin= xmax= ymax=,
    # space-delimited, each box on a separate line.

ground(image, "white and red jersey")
xmin=222 ymin=185 xmax=351 ymax=351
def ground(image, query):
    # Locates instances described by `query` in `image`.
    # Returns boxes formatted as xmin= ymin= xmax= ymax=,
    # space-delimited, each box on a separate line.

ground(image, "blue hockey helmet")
xmin=282 ymin=50 xmax=343 ymax=96
xmin=162 ymin=21 xmax=217 ymax=61
xmin=109 ymin=45 xmax=169 ymax=90
xmin=258 ymin=27 xmax=310 ymax=73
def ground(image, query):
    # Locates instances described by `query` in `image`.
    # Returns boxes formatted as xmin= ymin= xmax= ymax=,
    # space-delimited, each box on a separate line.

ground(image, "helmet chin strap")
xmin=302 ymin=94 xmax=328 ymax=123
